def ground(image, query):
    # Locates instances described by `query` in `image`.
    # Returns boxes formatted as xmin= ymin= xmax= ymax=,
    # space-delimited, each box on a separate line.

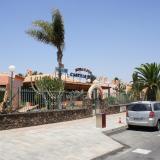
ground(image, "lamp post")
xmin=8 ymin=65 xmax=16 ymax=107
xmin=94 ymin=88 xmax=98 ymax=114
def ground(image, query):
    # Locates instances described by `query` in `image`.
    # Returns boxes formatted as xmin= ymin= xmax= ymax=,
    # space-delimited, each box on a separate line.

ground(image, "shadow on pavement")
xmin=127 ymin=126 xmax=157 ymax=132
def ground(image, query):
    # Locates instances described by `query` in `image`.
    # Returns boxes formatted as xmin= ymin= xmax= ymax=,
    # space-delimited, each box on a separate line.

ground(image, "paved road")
xmin=102 ymin=127 xmax=160 ymax=160
xmin=0 ymin=113 xmax=126 ymax=160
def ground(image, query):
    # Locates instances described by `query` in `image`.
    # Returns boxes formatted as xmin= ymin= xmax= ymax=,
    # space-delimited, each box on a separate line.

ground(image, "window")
xmin=128 ymin=103 xmax=151 ymax=111
xmin=154 ymin=103 xmax=160 ymax=111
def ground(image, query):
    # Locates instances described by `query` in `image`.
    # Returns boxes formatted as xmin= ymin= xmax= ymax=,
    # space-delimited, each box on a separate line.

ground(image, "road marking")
xmin=157 ymin=134 xmax=160 ymax=136
xmin=132 ymin=148 xmax=151 ymax=155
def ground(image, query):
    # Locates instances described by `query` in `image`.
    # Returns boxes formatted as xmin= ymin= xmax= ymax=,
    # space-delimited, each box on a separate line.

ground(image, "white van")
xmin=126 ymin=101 xmax=160 ymax=130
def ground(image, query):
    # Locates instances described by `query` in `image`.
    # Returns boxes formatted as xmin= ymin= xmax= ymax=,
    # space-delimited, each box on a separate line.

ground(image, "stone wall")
xmin=105 ymin=105 xmax=126 ymax=115
xmin=104 ymin=105 xmax=120 ymax=115
xmin=98 ymin=100 xmax=127 ymax=115
xmin=0 ymin=108 xmax=92 ymax=130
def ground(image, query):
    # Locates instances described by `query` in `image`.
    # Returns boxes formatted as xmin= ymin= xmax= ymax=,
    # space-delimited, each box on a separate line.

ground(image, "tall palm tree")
xmin=26 ymin=9 xmax=65 ymax=79
xmin=135 ymin=63 xmax=160 ymax=101
xmin=113 ymin=77 xmax=126 ymax=93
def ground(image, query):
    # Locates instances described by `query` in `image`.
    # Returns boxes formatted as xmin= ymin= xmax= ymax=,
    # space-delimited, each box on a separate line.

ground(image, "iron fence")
xmin=106 ymin=92 xmax=135 ymax=106
xmin=1 ymin=88 xmax=136 ymax=113
xmin=17 ymin=89 xmax=88 ymax=112
xmin=0 ymin=88 xmax=5 ymax=103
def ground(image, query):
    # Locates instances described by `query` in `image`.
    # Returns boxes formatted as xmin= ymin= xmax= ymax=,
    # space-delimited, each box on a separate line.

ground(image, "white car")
xmin=126 ymin=101 xmax=160 ymax=130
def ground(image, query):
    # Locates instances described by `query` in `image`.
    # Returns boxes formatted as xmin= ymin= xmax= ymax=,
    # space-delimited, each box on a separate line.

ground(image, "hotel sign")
xmin=70 ymin=68 xmax=92 ymax=79
xmin=75 ymin=68 xmax=92 ymax=75
xmin=70 ymin=73 xmax=91 ymax=79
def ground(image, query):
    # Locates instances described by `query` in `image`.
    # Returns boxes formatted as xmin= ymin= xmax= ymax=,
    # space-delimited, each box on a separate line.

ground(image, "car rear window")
xmin=127 ymin=103 xmax=151 ymax=111
xmin=154 ymin=103 xmax=160 ymax=111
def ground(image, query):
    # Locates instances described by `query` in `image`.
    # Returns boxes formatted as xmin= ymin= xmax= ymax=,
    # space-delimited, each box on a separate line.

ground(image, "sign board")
xmin=120 ymin=106 xmax=126 ymax=112
xmin=70 ymin=73 xmax=91 ymax=79
xmin=70 ymin=67 xmax=93 ymax=80
xmin=75 ymin=68 xmax=92 ymax=75
xmin=55 ymin=67 xmax=68 ymax=74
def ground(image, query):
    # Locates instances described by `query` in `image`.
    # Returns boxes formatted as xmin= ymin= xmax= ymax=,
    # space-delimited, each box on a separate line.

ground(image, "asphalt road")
xmin=102 ymin=127 xmax=160 ymax=160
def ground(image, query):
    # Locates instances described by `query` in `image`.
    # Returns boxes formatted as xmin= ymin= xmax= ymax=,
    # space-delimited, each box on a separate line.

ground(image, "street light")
xmin=8 ymin=65 xmax=16 ymax=107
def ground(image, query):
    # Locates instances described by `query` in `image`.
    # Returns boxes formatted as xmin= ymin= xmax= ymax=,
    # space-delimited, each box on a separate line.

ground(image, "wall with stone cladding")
xmin=98 ymin=100 xmax=126 ymax=115
xmin=0 ymin=108 xmax=92 ymax=130
xmin=105 ymin=105 xmax=121 ymax=115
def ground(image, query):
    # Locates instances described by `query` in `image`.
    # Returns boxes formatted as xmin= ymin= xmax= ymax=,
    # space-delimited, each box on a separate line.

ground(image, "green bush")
xmin=0 ymin=91 xmax=5 ymax=103
xmin=107 ymin=96 xmax=117 ymax=105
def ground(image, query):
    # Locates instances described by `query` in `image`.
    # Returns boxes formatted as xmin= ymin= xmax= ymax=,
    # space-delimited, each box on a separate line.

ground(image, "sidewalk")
xmin=0 ymin=112 xmax=126 ymax=160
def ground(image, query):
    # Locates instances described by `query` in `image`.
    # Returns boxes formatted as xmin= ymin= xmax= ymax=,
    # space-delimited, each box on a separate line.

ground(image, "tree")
xmin=130 ymin=72 xmax=143 ymax=100
xmin=32 ymin=71 xmax=38 ymax=75
xmin=26 ymin=9 xmax=65 ymax=80
xmin=32 ymin=71 xmax=43 ymax=75
xmin=90 ymin=74 xmax=96 ymax=83
xmin=17 ymin=73 xmax=24 ymax=77
xmin=113 ymin=77 xmax=126 ymax=93
xmin=135 ymin=63 xmax=160 ymax=101
xmin=31 ymin=76 xmax=64 ymax=109
xmin=114 ymin=77 xmax=119 ymax=81
xmin=35 ymin=76 xmax=64 ymax=92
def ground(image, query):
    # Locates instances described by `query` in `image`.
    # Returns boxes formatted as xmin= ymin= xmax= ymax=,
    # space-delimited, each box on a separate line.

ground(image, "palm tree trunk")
xmin=146 ymin=88 xmax=156 ymax=101
xmin=57 ymin=46 xmax=63 ymax=80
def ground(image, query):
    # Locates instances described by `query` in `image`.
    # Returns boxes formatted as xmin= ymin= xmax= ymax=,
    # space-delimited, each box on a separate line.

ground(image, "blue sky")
xmin=0 ymin=0 xmax=160 ymax=82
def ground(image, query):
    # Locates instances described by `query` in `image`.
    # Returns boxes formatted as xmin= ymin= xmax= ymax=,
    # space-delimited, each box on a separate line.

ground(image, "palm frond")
xmin=26 ymin=30 xmax=51 ymax=44
xmin=52 ymin=9 xmax=65 ymax=47
xmin=134 ymin=63 xmax=160 ymax=101
xmin=26 ymin=9 xmax=65 ymax=80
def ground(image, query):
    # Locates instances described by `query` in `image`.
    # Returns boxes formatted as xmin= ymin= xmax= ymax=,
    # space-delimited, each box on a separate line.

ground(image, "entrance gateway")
xmin=87 ymin=83 xmax=104 ymax=99
xmin=87 ymin=83 xmax=105 ymax=115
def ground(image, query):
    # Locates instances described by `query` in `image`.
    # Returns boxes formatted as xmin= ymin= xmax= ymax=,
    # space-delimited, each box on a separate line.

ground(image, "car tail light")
xmin=149 ymin=111 xmax=155 ymax=118
xmin=126 ymin=110 xmax=129 ymax=117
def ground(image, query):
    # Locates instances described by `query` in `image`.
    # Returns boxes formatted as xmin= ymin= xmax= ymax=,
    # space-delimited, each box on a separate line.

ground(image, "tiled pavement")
xmin=0 ymin=112 xmax=126 ymax=160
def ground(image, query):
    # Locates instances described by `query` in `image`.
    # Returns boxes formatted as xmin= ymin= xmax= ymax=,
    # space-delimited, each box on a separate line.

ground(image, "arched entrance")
xmin=87 ymin=84 xmax=104 ymax=100
xmin=87 ymin=84 xmax=104 ymax=114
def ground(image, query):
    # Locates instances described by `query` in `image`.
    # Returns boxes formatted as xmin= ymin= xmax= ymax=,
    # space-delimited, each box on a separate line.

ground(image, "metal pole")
xmin=10 ymin=71 xmax=13 ymax=107
xmin=18 ymin=87 xmax=19 ymax=108
xmin=94 ymin=88 xmax=97 ymax=114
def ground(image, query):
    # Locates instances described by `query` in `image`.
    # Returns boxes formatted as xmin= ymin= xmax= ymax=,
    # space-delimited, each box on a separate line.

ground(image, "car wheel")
xmin=156 ymin=120 xmax=160 ymax=131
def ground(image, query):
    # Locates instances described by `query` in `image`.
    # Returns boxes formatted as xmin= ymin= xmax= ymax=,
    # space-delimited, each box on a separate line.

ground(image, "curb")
xmin=92 ymin=136 xmax=130 ymax=160
xmin=92 ymin=125 xmax=129 ymax=160
xmin=103 ymin=125 xmax=128 ymax=136
xmin=91 ymin=145 xmax=126 ymax=160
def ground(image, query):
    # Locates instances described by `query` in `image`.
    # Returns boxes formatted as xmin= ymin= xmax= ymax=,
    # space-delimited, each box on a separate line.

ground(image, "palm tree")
xmin=113 ymin=77 xmax=126 ymax=93
xmin=131 ymin=72 xmax=143 ymax=100
xmin=135 ymin=63 xmax=160 ymax=101
xmin=26 ymin=9 xmax=65 ymax=79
